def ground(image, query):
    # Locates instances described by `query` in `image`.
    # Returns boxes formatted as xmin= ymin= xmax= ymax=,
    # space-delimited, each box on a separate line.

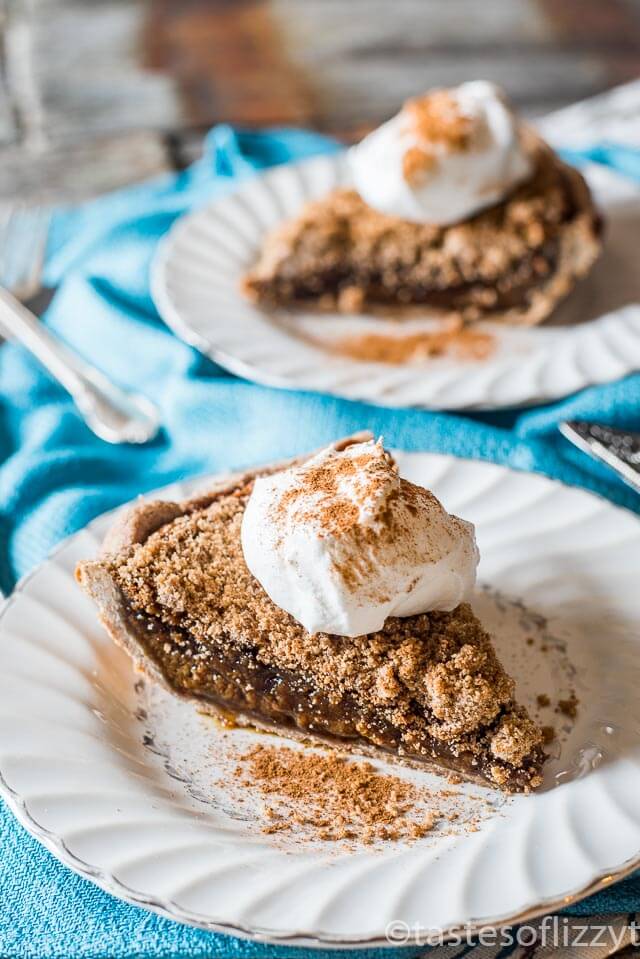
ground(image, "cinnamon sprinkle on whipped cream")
xmin=234 ymin=744 xmax=437 ymax=844
xmin=402 ymin=90 xmax=474 ymax=184
xmin=349 ymin=81 xmax=533 ymax=226
xmin=240 ymin=439 xmax=479 ymax=637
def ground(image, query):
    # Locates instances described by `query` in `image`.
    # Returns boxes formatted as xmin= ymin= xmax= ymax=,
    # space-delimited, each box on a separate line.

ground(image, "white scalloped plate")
xmin=1 ymin=454 xmax=640 ymax=948
xmin=152 ymin=155 xmax=640 ymax=411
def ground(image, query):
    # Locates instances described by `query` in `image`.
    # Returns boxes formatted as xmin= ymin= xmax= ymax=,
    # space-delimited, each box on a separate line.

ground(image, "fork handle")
xmin=0 ymin=287 xmax=160 ymax=444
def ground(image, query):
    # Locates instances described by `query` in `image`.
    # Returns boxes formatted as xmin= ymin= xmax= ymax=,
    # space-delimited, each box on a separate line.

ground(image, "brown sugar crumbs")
xmin=557 ymin=692 xmax=579 ymax=719
xmin=235 ymin=744 xmax=437 ymax=843
xmin=541 ymin=725 xmax=555 ymax=745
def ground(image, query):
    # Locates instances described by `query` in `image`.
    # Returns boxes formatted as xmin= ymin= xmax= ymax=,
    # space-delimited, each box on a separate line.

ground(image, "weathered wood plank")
xmin=138 ymin=0 xmax=640 ymax=136
xmin=278 ymin=49 xmax=616 ymax=128
xmin=272 ymin=0 xmax=550 ymax=54
xmin=539 ymin=0 xmax=640 ymax=42
xmin=0 ymin=91 xmax=17 ymax=147
xmin=2 ymin=0 xmax=640 ymax=203
xmin=23 ymin=0 xmax=182 ymax=144
xmin=0 ymin=0 xmax=177 ymax=198
xmin=143 ymin=0 xmax=316 ymax=128
xmin=271 ymin=0 xmax=640 ymax=128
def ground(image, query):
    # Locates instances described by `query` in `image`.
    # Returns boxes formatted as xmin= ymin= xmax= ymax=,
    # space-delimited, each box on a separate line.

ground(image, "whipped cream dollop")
xmin=240 ymin=439 xmax=479 ymax=637
xmin=349 ymin=81 xmax=532 ymax=226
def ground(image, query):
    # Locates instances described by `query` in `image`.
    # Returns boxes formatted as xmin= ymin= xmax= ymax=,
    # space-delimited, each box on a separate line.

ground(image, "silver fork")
xmin=0 ymin=204 xmax=160 ymax=444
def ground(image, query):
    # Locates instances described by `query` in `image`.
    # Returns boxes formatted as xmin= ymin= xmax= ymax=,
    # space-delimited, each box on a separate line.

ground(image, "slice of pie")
xmin=242 ymin=146 xmax=600 ymax=326
xmin=242 ymin=85 xmax=601 ymax=327
xmin=77 ymin=436 xmax=545 ymax=793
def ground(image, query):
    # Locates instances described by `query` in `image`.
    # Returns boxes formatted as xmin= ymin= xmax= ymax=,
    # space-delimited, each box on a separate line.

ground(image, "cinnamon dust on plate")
xmin=234 ymin=744 xmax=438 ymax=844
xmin=327 ymin=322 xmax=495 ymax=365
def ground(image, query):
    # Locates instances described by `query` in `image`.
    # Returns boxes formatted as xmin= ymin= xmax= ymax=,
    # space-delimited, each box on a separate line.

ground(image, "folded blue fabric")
xmin=1 ymin=127 xmax=639 ymax=958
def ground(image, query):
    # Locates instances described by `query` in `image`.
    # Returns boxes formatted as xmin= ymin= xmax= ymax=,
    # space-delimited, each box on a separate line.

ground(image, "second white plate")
xmin=152 ymin=154 xmax=640 ymax=410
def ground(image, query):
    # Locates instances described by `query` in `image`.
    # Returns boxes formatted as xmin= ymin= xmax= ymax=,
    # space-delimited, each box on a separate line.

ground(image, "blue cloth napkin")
xmin=1 ymin=126 xmax=640 ymax=958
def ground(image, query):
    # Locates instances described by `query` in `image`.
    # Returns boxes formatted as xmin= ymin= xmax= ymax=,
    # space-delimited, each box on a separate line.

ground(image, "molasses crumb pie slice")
xmin=77 ymin=434 xmax=545 ymax=793
xmin=242 ymin=82 xmax=601 ymax=326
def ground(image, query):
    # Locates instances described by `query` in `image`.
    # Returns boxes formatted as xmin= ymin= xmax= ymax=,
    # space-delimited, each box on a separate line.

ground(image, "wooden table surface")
xmin=1 ymin=0 xmax=640 ymax=203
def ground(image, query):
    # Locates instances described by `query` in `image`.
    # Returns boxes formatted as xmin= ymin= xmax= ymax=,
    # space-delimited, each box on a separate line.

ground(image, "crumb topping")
xmin=490 ymin=708 xmax=543 ymax=765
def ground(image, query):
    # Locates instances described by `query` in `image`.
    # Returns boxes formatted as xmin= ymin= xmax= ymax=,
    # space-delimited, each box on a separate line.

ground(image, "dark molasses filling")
xmin=120 ymin=597 xmax=544 ymax=793
xmin=243 ymin=241 xmax=559 ymax=315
